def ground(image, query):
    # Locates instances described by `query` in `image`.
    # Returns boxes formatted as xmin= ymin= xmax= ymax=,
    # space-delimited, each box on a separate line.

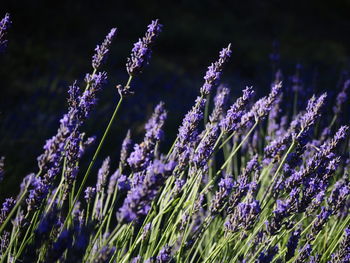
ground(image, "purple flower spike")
xmin=128 ymin=102 xmax=167 ymax=172
xmin=257 ymin=245 xmax=278 ymax=263
xmin=225 ymin=199 xmax=261 ymax=232
xmin=285 ymin=229 xmax=301 ymax=261
xmin=120 ymin=130 xmax=132 ymax=169
xmin=295 ymin=244 xmax=312 ymax=263
xmin=117 ymin=160 xmax=176 ymax=223
xmin=333 ymin=79 xmax=350 ymax=115
xmin=92 ymin=28 xmax=117 ymax=70
xmin=209 ymin=85 xmax=230 ymax=124
xmin=0 ymin=13 xmax=11 ymax=52
xmin=239 ymin=82 xmax=282 ymax=131
xmin=126 ymin=20 xmax=162 ymax=76
xmin=220 ymin=87 xmax=255 ymax=133
xmin=96 ymin=157 xmax=111 ymax=193
xmin=84 ymin=187 xmax=96 ymax=203
xmin=26 ymin=176 xmax=50 ymax=212
xmin=156 ymin=245 xmax=172 ymax=262
xmin=0 ymin=198 xmax=16 ymax=225
xmin=200 ymin=44 xmax=232 ymax=96
xmin=330 ymin=228 xmax=350 ymax=262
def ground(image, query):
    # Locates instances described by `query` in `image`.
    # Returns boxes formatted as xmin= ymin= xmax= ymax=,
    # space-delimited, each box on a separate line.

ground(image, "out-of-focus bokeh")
xmin=1 ymin=0 xmax=349 ymax=197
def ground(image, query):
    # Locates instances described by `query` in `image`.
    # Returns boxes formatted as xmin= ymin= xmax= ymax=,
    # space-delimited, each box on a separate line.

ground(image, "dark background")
xmin=1 ymin=0 xmax=350 ymax=197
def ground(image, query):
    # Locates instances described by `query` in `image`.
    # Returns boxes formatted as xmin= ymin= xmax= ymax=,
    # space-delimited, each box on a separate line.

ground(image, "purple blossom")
xmin=0 ymin=198 xmax=16 ymax=225
xmin=225 ymin=199 xmax=261 ymax=232
xmin=328 ymin=179 xmax=350 ymax=212
xmin=299 ymin=93 xmax=326 ymax=131
xmin=257 ymin=245 xmax=278 ymax=263
xmin=210 ymin=174 xmax=234 ymax=214
xmin=96 ymin=157 xmax=110 ymax=193
xmin=84 ymin=187 xmax=96 ymax=202
xmin=63 ymin=131 xmax=93 ymax=199
xmin=209 ymin=85 xmax=230 ymax=124
xmin=118 ymin=160 xmax=176 ymax=223
xmin=45 ymin=229 xmax=73 ymax=262
xmin=126 ymin=20 xmax=162 ymax=76
xmin=37 ymin=72 xmax=107 ymax=183
xmin=0 ymin=13 xmax=11 ymax=52
xmin=330 ymin=228 xmax=350 ymax=263
xmin=117 ymin=174 xmax=131 ymax=192
xmin=92 ymin=28 xmax=117 ymax=69
xmin=192 ymin=123 xmax=220 ymax=167
xmin=200 ymin=44 xmax=232 ymax=96
xmin=26 ymin=177 xmax=50 ymax=212
xmin=239 ymin=82 xmax=282 ymax=129
xmin=120 ymin=130 xmax=132 ymax=169
xmin=156 ymin=245 xmax=172 ymax=262
xmin=307 ymin=207 xmax=331 ymax=241
xmin=128 ymin=102 xmax=167 ymax=171
xmin=173 ymin=96 xmax=206 ymax=170
xmin=220 ymin=87 xmax=255 ymax=133
xmin=107 ymin=169 xmax=120 ymax=195
xmin=285 ymin=229 xmax=301 ymax=261
xmin=333 ymin=79 xmax=350 ymax=115
xmin=93 ymin=246 xmax=116 ymax=263
xmin=295 ymin=244 xmax=312 ymax=263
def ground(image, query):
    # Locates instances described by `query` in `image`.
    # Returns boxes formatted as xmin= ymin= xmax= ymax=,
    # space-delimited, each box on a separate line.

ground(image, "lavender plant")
xmin=1 ymin=14 xmax=350 ymax=263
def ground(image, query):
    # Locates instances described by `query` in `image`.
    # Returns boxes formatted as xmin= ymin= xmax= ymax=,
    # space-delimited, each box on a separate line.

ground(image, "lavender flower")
xmin=117 ymin=174 xmax=131 ymax=191
xmin=118 ymin=160 xmax=176 ymax=223
xmin=328 ymin=179 xmax=350 ymax=212
xmin=240 ymin=82 xmax=282 ymax=129
xmin=210 ymin=174 xmax=234 ymax=214
xmin=0 ymin=198 xmax=16 ymax=224
xmin=26 ymin=177 xmax=50 ymax=212
xmin=92 ymin=28 xmax=117 ymax=70
xmin=0 ymin=13 xmax=11 ymax=52
xmin=227 ymin=156 xmax=259 ymax=214
xmin=256 ymin=245 xmax=278 ymax=263
xmin=291 ymin=64 xmax=303 ymax=93
xmin=128 ymin=102 xmax=167 ymax=171
xmin=225 ymin=199 xmax=261 ymax=232
xmin=63 ymin=131 xmax=93 ymax=199
xmin=285 ymin=229 xmax=301 ymax=261
xmin=173 ymin=97 xmax=206 ymax=169
xmin=45 ymin=229 xmax=73 ymax=262
xmin=96 ymin=157 xmax=110 ymax=193
xmin=299 ymin=93 xmax=326 ymax=131
xmin=266 ymin=188 xmax=300 ymax=235
xmin=295 ymin=244 xmax=312 ymax=263
xmin=307 ymin=207 xmax=331 ymax=241
xmin=192 ymin=123 xmax=220 ymax=167
xmin=220 ymin=87 xmax=255 ymax=133
xmin=330 ymin=228 xmax=350 ymax=263
xmin=126 ymin=20 xmax=162 ymax=76
xmin=84 ymin=187 xmax=96 ymax=202
xmin=107 ymin=169 xmax=120 ymax=195
xmin=156 ymin=245 xmax=172 ymax=262
xmin=94 ymin=246 xmax=116 ymax=263
xmin=209 ymin=85 xmax=230 ymax=124
xmin=120 ymin=130 xmax=132 ymax=169
xmin=37 ymin=72 xmax=107 ymax=181
xmin=200 ymin=44 xmax=232 ymax=96
xmin=333 ymin=79 xmax=350 ymax=115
